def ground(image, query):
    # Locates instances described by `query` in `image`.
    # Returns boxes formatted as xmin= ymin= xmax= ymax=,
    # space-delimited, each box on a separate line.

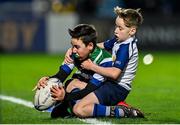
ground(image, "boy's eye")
xmin=118 ymin=26 xmax=123 ymax=30
xmin=116 ymin=26 xmax=122 ymax=30
xmin=73 ymin=45 xmax=80 ymax=49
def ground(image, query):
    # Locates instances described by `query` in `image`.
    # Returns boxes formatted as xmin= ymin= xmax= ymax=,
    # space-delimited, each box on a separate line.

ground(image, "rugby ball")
xmin=34 ymin=78 xmax=63 ymax=111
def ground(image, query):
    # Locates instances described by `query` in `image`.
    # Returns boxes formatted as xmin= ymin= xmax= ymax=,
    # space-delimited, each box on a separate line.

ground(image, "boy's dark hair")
xmin=68 ymin=24 xmax=97 ymax=47
xmin=114 ymin=6 xmax=143 ymax=28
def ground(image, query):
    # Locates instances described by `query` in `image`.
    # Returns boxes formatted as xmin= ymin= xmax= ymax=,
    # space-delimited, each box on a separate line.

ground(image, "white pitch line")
xmin=79 ymin=118 xmax=112 ymax=125
xmin=0 ymin=94 xmax=34 ymax=108
xmin=0 ymin=94 xmax=112 ymax=124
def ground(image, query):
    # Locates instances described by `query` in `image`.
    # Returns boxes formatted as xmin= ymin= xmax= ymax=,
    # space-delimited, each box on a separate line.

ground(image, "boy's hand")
xmin=64 ymin=48 xmax=74 ymax=64
xmin=37 ymin=76 xmax=49 ymax=89
xmin=81 ymin=59 xmax=94 ymax=70
xmin=50 ymin=85 xmax=65 ymax=101
xmin=32 ymin=76 xmax=49 ymax=91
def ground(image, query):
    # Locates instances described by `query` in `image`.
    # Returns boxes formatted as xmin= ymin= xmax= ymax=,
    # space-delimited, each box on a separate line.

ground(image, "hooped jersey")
xmin=61 ymin=46 xmax=112 ymax=87
xmin=104 ymin=37 xmax=138 ymax=91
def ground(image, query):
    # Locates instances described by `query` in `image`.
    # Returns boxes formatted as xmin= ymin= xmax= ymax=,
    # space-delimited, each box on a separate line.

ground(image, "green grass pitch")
xmin=0 ymin=52 xmax=180 ymax=124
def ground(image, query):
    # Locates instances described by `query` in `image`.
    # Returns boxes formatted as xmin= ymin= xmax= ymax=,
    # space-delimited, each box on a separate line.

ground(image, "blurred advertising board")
xmin=0 ymin=13 xmax=46 ymax=52
xmin=137 ymin=15 xmax=180 ymax=50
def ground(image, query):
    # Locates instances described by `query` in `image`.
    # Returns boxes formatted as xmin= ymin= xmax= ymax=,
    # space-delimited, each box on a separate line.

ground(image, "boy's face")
xmin=114 ymin=16 xmax=136 ymax=42
xmin=71 ymin=38 xmax=93 ymax=61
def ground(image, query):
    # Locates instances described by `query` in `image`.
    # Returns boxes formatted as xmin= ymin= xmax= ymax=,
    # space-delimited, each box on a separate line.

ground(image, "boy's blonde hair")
xmin=114 ymin=6 xmax=143 ymax=28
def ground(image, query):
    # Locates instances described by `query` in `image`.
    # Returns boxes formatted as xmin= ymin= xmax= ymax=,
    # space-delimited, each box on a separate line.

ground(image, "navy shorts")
xmin=94 ymin=81 xmax=129 ymax=106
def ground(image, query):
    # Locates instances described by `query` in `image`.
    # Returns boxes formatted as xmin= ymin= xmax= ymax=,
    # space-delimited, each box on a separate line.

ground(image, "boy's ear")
xmin=129 ymin=27 xmax=136 ymax=36
xmin=87 ymin=42 xmax=94 ymax=50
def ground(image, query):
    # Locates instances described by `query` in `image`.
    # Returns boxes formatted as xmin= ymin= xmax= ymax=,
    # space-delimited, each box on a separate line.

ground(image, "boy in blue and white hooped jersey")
xmin=103 ymin=36 xmax=138 ymax=91
xmin=64 ymin=7 xmax=145 ymax=118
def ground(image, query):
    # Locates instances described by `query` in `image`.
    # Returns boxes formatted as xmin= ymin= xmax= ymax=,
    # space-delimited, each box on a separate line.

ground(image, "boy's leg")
xmin=93 ymin=104 xmax=144 ymax=118
xmin=73 ymin=91 xmax=125 ymax=118
xmin=51 ymin=79 xmax=87 ymax=118
xmin=71 ymin=91 xmax=128 ymax=118
xmin=51 ymin=101 xmax=71 ymax=118
xmin=72 ymin=92 xmax=99 ymax=117
xmin=66 ymin=79 xmax=87 ymax=93
xmin=73 ymin=82 xmax=144 ymax=118
xmin=72 ymin=93 xmax=144 ymax=118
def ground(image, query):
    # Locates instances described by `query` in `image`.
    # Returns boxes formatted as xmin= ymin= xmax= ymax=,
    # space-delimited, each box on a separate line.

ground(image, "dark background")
xmin=0 ymin=0 xmax=180 ymax=52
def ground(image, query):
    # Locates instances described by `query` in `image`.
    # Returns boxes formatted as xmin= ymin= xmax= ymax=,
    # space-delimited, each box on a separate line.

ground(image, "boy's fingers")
xmin=50 ymin=86 xmax=59 ymax=93
xmin=50 ymin=87 xmax=56 ymax=93
xmin=52 ymin=85 xmax=58 ymax=90
xmin=59 ymin=86 xmax=64 ymax=89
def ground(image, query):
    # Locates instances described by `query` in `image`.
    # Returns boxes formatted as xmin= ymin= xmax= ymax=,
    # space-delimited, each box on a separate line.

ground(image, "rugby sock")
xmin=93 ymin=104 xmax=107 ymax=117
xmin=93 ymin=104 xmax=124 ymax=117
xmin=66 ymin=88 xmax=80 ymax=105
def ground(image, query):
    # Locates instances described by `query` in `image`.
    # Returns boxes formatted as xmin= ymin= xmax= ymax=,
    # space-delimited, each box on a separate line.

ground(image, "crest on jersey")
xmin=112 ymin=55 xmax=116 ymax=62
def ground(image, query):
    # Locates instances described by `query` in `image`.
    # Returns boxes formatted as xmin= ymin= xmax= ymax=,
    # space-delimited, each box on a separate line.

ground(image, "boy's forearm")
xmin=50 ymin=67 xmax=69 ymax=83
xmin=92 ymin=64 xmax=121 ymax=80
xmin=64 ymin=83 xmax=98 ymax=101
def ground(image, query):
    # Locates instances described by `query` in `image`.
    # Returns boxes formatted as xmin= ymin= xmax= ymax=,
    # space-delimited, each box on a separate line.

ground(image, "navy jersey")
xmin=104 ymin=37 xmax=138 ymax=91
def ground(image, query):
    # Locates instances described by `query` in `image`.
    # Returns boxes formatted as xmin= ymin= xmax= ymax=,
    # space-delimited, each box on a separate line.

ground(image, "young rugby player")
xmin=36 ymin=24 xmax=113 ymax=118
xmin=64 ymin=7 xmax=144 ymax=118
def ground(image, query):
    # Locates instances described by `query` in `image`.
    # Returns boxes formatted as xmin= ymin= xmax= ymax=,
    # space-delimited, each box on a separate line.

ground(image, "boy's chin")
xmin=78 ymin=56 xmax=88 ymax=61
xmin=115 ymin=36 xmax=121 ymax=41
xmin=116 ymin=38 xmax=122 ymax=42
xmin=78 ymin=57 xmax=84 ymax=61
xmin=115 ymin=37 xmax=123 ymax=42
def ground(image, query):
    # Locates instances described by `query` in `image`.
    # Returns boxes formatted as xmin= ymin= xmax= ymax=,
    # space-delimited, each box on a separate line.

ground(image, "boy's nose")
xmin=72 ymin=48 xmax=77 ymax=53
xmin=114 ymin=27 xmax=118 ymax=34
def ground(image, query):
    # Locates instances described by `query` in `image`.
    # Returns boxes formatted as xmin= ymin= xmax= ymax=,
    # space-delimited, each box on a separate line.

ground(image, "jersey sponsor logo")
xmin=115 ymin=61 xmax=121 ymax=65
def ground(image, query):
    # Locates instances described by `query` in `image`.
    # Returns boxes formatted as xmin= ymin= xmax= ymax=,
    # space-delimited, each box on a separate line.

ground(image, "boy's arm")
xmin=81 ymin=43 xmax=129 ymax=80
xmin=50 ymin=68 xmax=68 ymax=83
xmin=88 ymin=65 xmax=121 ymax=80
xmin=50 ymin=63 xmax=74 ymax=83
xmin=81 ymin=59 xmax=122 ymax=80
xmin=64 ymin=82 xmax=98 ymax=101
xmin=103 ymin=37 xmax=117 ymax=51
xmin=64 ymin=73 xmax=105 ymax=101
xmin=65 ymin=59 xmax=112 ymax=101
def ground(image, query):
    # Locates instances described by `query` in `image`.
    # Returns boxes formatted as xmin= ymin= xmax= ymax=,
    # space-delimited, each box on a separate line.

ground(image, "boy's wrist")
xmin=91 ymin=63 xmax=98 ymax=72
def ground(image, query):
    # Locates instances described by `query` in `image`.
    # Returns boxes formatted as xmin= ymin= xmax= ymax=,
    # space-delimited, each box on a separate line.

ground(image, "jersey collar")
xmin=116 ymin=36 xmax=136 ymax=45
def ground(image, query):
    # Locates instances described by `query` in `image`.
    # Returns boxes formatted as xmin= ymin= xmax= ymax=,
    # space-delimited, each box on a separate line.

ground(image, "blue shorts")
xmin=94 ymin=81 xmax=129 ymax=106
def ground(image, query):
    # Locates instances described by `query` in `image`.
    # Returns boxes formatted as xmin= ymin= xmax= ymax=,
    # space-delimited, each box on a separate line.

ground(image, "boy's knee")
xmin=73 ymin=104 xmax=84 ymax=117
xmin=65 ymin=79 xmax=77 ymax=93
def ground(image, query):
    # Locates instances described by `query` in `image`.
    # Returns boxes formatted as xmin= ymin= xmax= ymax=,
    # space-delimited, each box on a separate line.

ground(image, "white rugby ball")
xmin=34 ymin=78 xmax=63 ymax=111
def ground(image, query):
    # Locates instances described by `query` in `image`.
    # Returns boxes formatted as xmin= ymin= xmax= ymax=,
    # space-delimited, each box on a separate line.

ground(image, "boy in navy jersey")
xmin=65 ymin=7 xmax=144 ymax=118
